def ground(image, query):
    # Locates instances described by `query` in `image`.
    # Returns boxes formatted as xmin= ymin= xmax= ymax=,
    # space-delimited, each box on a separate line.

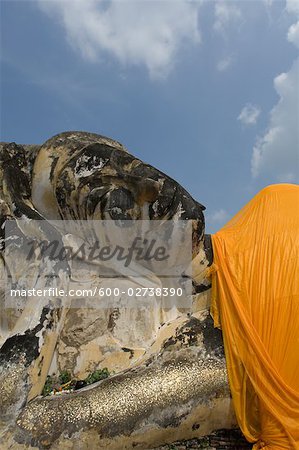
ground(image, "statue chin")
xmin=0 ymin=132 xmax=236 ymax=450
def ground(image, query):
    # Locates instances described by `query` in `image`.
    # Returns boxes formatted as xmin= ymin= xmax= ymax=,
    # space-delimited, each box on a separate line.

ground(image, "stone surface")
xmin=154 ymin=429 xmax=251 ymax=449
xmin=0 ymin=132 xmax=239 ymax=449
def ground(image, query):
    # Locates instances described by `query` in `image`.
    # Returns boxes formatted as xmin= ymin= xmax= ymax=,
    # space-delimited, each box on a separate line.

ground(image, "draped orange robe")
xmin=209 ymin=184 xmax=299 ymax=449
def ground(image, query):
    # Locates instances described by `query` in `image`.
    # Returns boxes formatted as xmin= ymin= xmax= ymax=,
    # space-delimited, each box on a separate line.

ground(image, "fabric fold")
xmin=210 ymin=184 xmax=299 ymax=450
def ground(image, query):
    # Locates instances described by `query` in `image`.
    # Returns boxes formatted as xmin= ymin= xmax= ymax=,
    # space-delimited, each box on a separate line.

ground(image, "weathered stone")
xmin=0 ymin=132 xmax=238 ymax=449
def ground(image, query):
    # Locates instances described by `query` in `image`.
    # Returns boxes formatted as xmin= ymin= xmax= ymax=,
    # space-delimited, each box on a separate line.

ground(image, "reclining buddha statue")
xmin=0 ymin=131 xmax=242 ymax=449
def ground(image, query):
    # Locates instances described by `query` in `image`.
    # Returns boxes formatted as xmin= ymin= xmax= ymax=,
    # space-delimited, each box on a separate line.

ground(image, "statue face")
xmin=31 ymin=132 xmax=206 ymax=254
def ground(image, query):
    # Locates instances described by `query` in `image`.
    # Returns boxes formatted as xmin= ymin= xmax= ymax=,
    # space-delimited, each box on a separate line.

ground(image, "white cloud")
xmin=216 ymin=56 xmax=233 ymax=72
xmin=209 ymin=209 xmax=230 ymax=224
xmin=286 ymin=0 xmax=299 ymax=17
xmin=238 ymin=104 xmax=261 ymax=126
xmin=251 ymin=60 xmax=299 ymax=179
xmin=37 ymin=0 xmax=201 ymax=79
xmin=288 ymin=21 xmax=299 ymax=47
xmin=213 ymin=1 xmax=242 ymax=35
xmin=251 ymin=2 xmax=299 ymax=181
xmin=287 ymin=0 xmax=299 ymax=47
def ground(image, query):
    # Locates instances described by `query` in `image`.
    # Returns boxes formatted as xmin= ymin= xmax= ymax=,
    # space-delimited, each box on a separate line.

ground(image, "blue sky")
xmin=1 ymin=0 xmax=298 ymax=233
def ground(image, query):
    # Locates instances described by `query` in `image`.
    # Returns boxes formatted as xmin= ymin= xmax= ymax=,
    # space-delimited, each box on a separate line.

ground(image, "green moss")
xmin=42 ymin=368 xmax=110 ymax=396
xmin=42 ymin=375 xmax=55 ymax=396
xmin=59 ymin=370 xmax=72 ymax=384
xmin=85 ymin=368 xmax=110 ymax=385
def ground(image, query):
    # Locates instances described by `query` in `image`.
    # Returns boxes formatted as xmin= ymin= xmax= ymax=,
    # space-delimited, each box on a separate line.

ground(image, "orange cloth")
xmin=209 ymin=184 xmax=299 ymax=450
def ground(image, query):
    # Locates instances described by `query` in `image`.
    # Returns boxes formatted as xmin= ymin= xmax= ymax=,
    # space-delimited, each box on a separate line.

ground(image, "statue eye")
xmin=102 ymin=188 xmax=135 ymax=220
